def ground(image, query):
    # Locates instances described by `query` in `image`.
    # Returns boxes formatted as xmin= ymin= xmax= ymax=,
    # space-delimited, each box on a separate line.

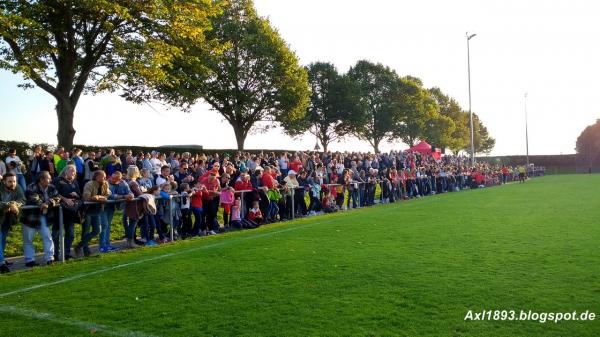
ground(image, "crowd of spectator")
xmin=0 ymin=145 xmax=539 ymax=274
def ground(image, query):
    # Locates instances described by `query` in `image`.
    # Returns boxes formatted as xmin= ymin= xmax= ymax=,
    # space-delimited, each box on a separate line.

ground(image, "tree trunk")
xmin=233 ymin=124 xmax=248 ymax=151
xmin=318 ymin=133 xmax=329 ymax=153
xmin=56 ymin=98 xmax=76 ymax=149
xmin=372 ymin=139 xmax=380 ymax=154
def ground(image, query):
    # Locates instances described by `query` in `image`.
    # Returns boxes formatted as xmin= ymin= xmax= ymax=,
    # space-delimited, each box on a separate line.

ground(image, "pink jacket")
xmin=220 ymin=190 xmax=234 ymax=204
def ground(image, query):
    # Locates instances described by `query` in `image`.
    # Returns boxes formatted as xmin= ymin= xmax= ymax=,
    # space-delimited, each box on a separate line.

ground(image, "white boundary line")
xmin=0 ymin=305 xmax=158 ymax=337
xmin=0 ymin=219 xmax=335 ymax=299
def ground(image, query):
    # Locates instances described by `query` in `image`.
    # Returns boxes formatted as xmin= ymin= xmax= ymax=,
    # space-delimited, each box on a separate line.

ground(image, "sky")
xmin=1 ymin=0 xmax=598 ymax=155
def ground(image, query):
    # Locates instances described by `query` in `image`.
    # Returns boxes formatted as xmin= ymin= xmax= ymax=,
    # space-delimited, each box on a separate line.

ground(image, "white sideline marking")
xmin=0 ymin=305 xmax=158 ymax=337
xmin=0 ymin=219 xmax=335 ymax=299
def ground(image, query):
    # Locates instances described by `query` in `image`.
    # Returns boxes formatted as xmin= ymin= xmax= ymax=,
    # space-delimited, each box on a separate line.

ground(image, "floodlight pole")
xmin=466 ymin=32 xmax=477 ymax=166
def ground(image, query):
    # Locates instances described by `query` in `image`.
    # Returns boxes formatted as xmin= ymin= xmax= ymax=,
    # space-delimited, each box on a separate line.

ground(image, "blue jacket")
xmin=107 ymin=180 xmax=131 ymax=211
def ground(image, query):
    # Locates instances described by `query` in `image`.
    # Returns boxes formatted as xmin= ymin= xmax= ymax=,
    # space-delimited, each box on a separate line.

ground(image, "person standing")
xmin=39 ymin=151 xmax=56 ymax=178
xmin=124 ymin=166 xmax=144 ymax=248
xmin=83 ymin=151 xmax=98 ymax=187
xmin=28 ymin=145 xmax=44 ymax=178
xmin=53 ymin=165 xmax=81 ymax=260
xmin=0 ymin=173 xmax=26 ymax=273
xmin=5 ymin=149 xmax=27 ymax=191
xmin=71 ymin=148 xmax=85 ymax=190
xmin=75 ymin=170 xmax=110 ymax=257
xmin=0 ymin=157 xmax=6 ymax=179
xmin=21 ymin=171 xmax=61 ymax=267
xmin=103 ymin=171 xmax=133 ymax=252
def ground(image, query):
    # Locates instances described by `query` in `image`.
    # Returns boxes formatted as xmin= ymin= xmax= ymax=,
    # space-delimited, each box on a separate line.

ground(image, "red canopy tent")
xmin=409 ymin=140 xmax=442 ymax=161
xmin=408 ymin=140 xmax=432 ymax=154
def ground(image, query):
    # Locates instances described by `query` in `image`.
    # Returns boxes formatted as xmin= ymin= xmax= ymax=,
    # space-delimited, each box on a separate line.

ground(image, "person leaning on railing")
xmin=52 ymin=164 xmax=82 ymax=261
xmin=0 ymin=172 xmax=26 ymax=274
xmin=103 ymin=171 xmax=134 ymax=252
xmin=75 ymin=170 xmax=111 ymax=258
xmin=125 ymin=166 xmax=145 ymax=248
xmin=22 ymin=171 xmax=61 ymax=267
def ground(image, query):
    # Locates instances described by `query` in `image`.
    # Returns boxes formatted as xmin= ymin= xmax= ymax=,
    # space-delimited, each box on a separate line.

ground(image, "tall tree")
xmin=428 ymin=87 xmax=470 ymax=154
xmin=393 ymin=76 xmax=441 ymax=147
xmin=575 ymin=119 xmax=600 ymax=169
xmin=284 ymin=62 xmax=360 ymax=152
xmin=149 ymin=0 xmax=310 ymax=150
xmin=345 ymin=60 xmax=404 ymax=153
xmin=422 ymin=114 xmax=456 ymax=150
xmin=0 ymin=0 xmax=221 ymax=148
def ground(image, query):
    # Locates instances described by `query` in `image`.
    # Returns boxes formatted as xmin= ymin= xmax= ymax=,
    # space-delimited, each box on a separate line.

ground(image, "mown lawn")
xmin=0 ymin=174 xmax=599 ymax=337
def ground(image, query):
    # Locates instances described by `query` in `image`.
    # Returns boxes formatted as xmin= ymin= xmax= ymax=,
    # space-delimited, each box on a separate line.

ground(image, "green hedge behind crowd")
xmin=0 ymin=139 xmax=298 ymax=157
xmin=0 ymin=138 xmax=590 ymax=175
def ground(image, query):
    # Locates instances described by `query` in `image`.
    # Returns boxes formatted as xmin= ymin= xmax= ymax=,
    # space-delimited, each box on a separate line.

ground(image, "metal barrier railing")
xmin=15 ymin=195 xmax=179 ymax=263
xmin=12 ymin=173 xmax=526 ymax=264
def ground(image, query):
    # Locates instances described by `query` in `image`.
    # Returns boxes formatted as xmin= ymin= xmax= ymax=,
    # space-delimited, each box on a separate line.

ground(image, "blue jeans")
xmin=16 ymin=174 xmax=26 ymax=192
xmin=124 ymin=218 xmax=138 ymax=240
xmin=347 ymin=189 xmax=358 ymax=208
xmin=102 ymin=207 xmax=116 ymax=249
xmin=22 ymin=216 xmax=54 ymax=263
xmin=80 ymin=212 xmax=104 ymax=252
xmin=140 ymin=215 xmax=157 ymax=242
xmin=0 ymin=225 xmax=9 ymax=263
xmin=268 ymin=201 xmax=279 ymax=219
xmin=52 ymin=219 xmax=75 ymax=259
xmin=191 ymin=207 xmax=204 ymax=235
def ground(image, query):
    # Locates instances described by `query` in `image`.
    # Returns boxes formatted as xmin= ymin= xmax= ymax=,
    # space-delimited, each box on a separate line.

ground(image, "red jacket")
xmin=234 ymin=179 xmax=253 ymax=191
xmin=289 ymin=160 xmax=302 ymax=173
xmin=190 ymin=190 xmax=207 ymax=209
xmin=248 ymin=208 xmax=262 ymax=221
xmin=261 ymin=174 xmax=275 ymax=189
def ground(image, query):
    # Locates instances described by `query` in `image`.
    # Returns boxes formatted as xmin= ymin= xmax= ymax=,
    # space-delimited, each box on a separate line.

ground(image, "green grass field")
xmin=1 ymin=175 xmax=599 ymax=337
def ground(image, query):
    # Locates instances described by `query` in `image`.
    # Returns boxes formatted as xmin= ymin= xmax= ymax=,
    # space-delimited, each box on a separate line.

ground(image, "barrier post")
xmin=291 ymin=188 xmax=295 ymax=220
xmin=357 ymin=182 xmax=362 ymax=208
xmin=58 ymin=205 xmax=65 ymax=262
xmin=169 ymin=196 xmax=174 ymax=242
xmin=240 ymin=191 xmax=246 ymax=220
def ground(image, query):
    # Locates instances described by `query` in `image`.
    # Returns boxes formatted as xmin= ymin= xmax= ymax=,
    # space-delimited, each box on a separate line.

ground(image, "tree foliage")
xmin=284 ymin=62 xmax=360 ymax=152
xmin=345 ymin=60 xmax=406 ymax=153
xmin=428 ymin=87 xmax=470 ymax=154
xmin=468 ymin=113 xmax=495 ymax=154
xmin=392 ymin=76 xmax=441 ymax=147
xmin=148 ymin=0 xmax=310 ymax=150
xmin=0 ymin=0 xmax=222 ymax=149
xmin=575 ymin=119 xmax=600 ymax=168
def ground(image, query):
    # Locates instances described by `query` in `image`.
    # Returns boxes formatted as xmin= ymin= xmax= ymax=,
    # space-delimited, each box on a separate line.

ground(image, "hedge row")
xmin=0 ymin=139 xmax=298 ymax=159
xmin=2 ymin=139 xmax=597 ymax=174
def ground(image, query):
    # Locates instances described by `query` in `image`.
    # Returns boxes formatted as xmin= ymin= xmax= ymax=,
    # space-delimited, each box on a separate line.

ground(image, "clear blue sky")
xmin=1 ymin=0 xmax=598 ymax=155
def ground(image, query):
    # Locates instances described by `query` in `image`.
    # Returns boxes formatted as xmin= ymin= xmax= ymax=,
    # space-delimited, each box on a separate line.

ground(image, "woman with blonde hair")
xmin=123 ymin=165 xmax=144 ymax=248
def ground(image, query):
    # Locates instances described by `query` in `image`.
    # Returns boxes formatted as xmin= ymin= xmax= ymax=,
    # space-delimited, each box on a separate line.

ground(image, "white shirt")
xmin=279 ymin=156 xmax=288 ymax=170
xmin=155 ymin=175 xmax=168 ymax=187
xmin=5 ymin=156 xmax=23 ymax=175
xmin=150 ymin=158 xmax=162 ymax=175
xmin=335 ymin=163 xmax=345 ymax=175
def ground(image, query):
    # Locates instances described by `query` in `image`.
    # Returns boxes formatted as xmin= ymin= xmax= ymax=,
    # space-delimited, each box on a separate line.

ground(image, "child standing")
xmin=179 ymin=183 xmax=193 ymax=239
xmin=219 ymin=186 xmax=235 ymax=228
xmin=190 ymin=182 xmax=207 ymax=236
